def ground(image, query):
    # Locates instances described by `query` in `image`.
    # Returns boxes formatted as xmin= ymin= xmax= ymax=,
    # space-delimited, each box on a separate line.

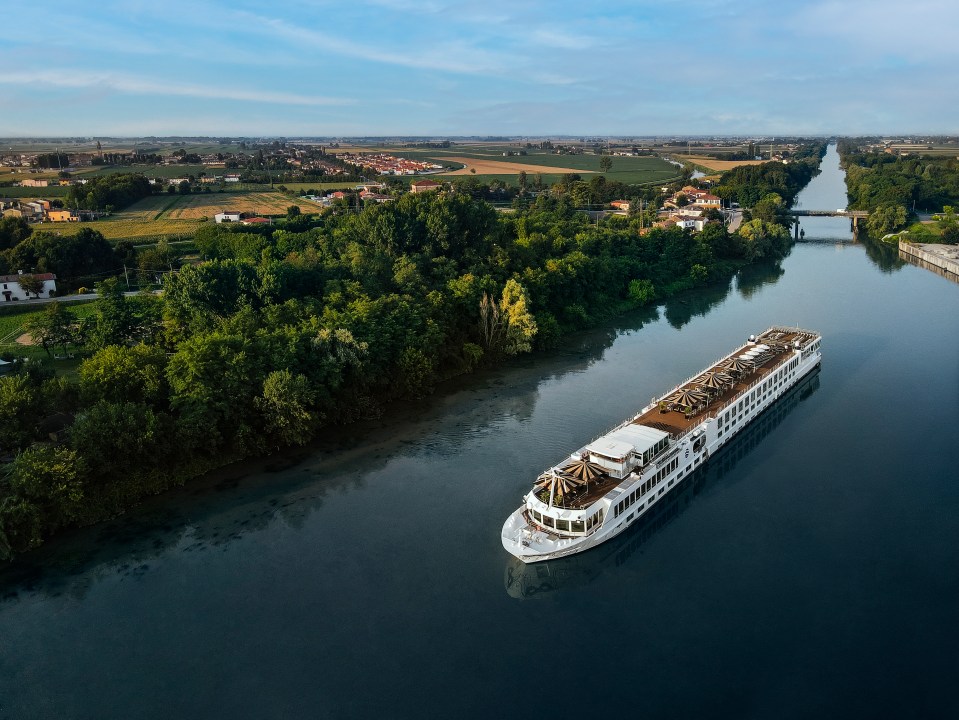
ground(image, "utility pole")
xmin=123 ymin=264 xmax=130 ymax=288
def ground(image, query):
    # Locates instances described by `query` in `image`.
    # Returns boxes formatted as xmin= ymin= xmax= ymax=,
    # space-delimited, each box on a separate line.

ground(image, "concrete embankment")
xmin=899 ymin=240 xmax=959 ymax=284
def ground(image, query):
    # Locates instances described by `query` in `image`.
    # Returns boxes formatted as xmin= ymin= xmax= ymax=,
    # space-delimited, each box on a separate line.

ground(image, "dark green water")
xmin=1 ymin=148 xmax=958 ymax=719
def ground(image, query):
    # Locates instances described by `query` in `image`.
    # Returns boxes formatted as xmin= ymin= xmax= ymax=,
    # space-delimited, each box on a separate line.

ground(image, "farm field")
xmin=281 ymin=181 xmax=360 ymax=192
xmin=158 ymin=192 xmax=314 ymax=219
xmin=677 ymin=155 xmax=770 ymax=172
xmin=42 ymin=191 xmax=314 ymax=241
xmin=0 ymin=186 xmax=71 ymax=198
xmin=85 ymin=164 xmax=211 ymax=178
xmin=45 ymin=217 xmax=200 ymax=241
xmin=435 ymin=154 xmax=679 ymax=185
xmin=441 ymin=156 xmax=594 ymax=176
xmin=1 ymin=168 xmax=64 ymax=180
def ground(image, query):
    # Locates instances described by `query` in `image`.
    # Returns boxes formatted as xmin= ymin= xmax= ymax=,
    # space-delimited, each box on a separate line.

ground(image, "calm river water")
xmin=2 ymin=147 xmax=958 ymax=719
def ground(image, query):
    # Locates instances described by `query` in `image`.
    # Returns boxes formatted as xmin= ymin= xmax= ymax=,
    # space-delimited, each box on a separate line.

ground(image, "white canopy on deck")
xmin=586 ymin=424 xmax=669 ymax=460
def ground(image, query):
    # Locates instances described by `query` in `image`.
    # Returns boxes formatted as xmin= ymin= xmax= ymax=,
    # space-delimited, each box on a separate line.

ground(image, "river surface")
xmin=2 ymin=147 xmax=958 ymax=719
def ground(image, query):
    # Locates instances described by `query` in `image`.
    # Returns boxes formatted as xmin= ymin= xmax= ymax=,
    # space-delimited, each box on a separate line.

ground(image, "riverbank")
xmin=898 ymin=240 xmax=959 ymax=283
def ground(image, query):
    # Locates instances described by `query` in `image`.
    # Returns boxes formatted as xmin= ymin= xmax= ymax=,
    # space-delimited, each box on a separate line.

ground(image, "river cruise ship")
xmin=501 ymin=326 xmax=822 ymax=563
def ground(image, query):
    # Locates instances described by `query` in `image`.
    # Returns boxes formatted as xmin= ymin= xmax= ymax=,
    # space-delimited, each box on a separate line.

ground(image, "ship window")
xmin=533 ymin=510 xmax=542 ymax=522
xmin=556 ymin=519 xmax=570 ymax=532
xmin=572 ymin=520 xmax=585 ymax=533
xmin=543 ymin=515 xmax=555 ymax=528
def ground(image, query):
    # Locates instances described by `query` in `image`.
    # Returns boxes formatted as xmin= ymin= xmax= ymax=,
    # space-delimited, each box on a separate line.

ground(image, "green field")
xmin=48 ymin=219 xmax=200 ymax=242
xmin=386 ymin=146 xmax=680 ymax=185
xmin=85 ymin=164 xmax=212 ymax=178
xmin=280 ymin=181 xmax=361 ymax=192
xmin=0 ymin=301 xmax=99 ymax=362
xmin=0 ymin=185 xmax=71 ymax=198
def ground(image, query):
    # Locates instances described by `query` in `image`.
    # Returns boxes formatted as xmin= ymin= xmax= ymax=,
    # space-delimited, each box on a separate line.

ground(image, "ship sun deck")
xmin=534 ymin=327 xmax=818 ymax=512
xmin=636 ymin=327 xmax=815 ymax=435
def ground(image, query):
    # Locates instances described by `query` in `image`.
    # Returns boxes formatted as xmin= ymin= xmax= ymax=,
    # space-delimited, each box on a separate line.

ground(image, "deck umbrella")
xmin=535 ymin=471 xmax=580 ymax=506
xmin=725 ymin=359 xmax=753 ymax=375
xmin=562 ymin=458 xmax=606 ymax=484
xmin=714 ymin=371 xmax=734 ymax=385
xmin=669 ymin=388 xmax=707 ymax=407
xmin=699 ymin=373 xmax=725 ymax=391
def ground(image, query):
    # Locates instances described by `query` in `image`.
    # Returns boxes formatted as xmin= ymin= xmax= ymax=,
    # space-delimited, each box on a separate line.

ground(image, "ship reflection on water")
xmin=504 ymin=369 xmax=821 ymax=599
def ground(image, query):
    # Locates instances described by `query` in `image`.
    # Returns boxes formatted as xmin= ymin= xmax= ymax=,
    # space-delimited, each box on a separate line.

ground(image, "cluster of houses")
xmin=337 ymin=153 xmax=444 ymax=176
xmin=301 ymin=179 xmax=444 ymax=208
xmin=610 ymin=185 xmax=726 ymax=233
xmin=148 ymin=174 xmax=243 ymax=187
xmin=0 ymin=198 xmax=88 ymax=223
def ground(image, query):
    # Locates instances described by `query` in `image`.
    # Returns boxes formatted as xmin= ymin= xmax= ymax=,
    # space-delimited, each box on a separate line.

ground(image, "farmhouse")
xmin=48 ymin=210 xmax=78 ymax=222
xmin=214 ymin=211 xmax=243 ymax=223
xmin=1 ymin=273 xmax=57 ymax=301
xmin=410 ymin=179 xmax=442 ymax=194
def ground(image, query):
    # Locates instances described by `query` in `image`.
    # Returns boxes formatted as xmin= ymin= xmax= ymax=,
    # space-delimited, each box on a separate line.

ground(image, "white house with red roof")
xmin=1 ymin=272 xmax=57 ymax=301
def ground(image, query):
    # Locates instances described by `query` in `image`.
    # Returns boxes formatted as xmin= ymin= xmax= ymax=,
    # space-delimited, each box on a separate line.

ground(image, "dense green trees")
xmin=0 ymin=216 xmax=32 ymax=251
xmin=737 ymin=219 xmax=791 ymax=261
xmin=25 ymin=302 xmax=77 ymax=357
xmin=5 ymin=229 xmax=120 ymax=288
xmin=715 ymin=143 xmax=827 ymax=207
xmin=865 ymin=203 xmax=908 ymax=237
xmin=0 ymin=190 xmax=790 ymax=561
xmin=66 ymin=173 xmax=154 ymax=212
xmin=839 ymin=144 xmax=959 ymax=238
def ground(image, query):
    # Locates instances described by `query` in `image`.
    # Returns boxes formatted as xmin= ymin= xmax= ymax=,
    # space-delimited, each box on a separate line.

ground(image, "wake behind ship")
xmin=501 ymin=326 xmax=822 ymax=563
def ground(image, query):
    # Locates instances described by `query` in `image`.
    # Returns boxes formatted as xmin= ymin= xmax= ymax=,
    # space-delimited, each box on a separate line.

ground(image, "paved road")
xmin=2 ymin=290 xmax=148 ymax=307
xmin=726 ymin=209 xmax=743 ymax=232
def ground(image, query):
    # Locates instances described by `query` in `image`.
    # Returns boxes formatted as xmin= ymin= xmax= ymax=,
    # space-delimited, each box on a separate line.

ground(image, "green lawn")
xmin=0 ymin=301 xmax=98 ymax=353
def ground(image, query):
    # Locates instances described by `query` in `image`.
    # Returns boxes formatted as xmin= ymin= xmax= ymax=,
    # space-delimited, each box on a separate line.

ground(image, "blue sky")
xmin=1 ymin=0 xmax=955 ymax=136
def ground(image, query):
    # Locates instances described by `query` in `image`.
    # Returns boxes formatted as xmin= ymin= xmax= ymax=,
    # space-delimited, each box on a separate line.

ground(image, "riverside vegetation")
xmin=838 ymin=140 xmax=959 ymax=240
xmin=0 ymin=168 xmax=810 ymax=560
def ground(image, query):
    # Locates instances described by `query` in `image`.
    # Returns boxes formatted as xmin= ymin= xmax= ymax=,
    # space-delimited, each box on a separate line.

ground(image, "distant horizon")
xmin=2 ymin=0 xmax=956 ymax=137
xmin=2 ymin=133 xmax=954 ymax=143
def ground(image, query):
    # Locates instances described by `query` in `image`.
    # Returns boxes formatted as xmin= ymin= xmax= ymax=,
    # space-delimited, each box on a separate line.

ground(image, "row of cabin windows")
xmin=639 ymin=436 xmax=670 ymax=465
xmin=716 ymin=356 xmax=800 ymax=436
xmin=613 ymin=456 xmax=680 ymax=518
xmin=531 ymin=508 xmax=604 ymax=534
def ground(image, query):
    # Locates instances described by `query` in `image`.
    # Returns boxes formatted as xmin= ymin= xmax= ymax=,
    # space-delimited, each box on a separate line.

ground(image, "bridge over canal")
xmin=789 ymin=209 xmax=869 ymax=238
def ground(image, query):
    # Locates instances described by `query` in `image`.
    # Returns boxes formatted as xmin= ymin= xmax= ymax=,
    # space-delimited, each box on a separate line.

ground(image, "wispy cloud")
xmin=0 ymin=70 xmax=353 ymax=106
xmin=237 ymin=12 xmax=516 ymax=76
xmin=528 ymin=28 xmax=597 ymax=50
